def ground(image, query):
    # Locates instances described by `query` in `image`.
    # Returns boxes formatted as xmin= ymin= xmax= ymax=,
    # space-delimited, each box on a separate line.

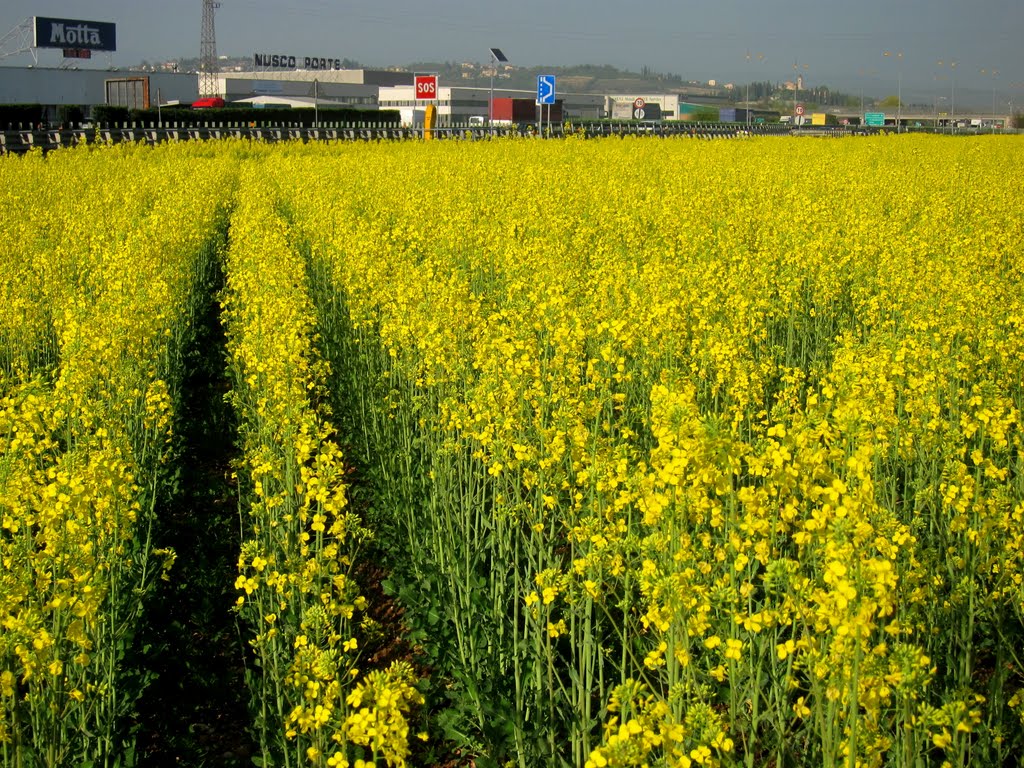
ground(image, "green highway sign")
xmin=865 ymin=112 xmax=885 ymax=127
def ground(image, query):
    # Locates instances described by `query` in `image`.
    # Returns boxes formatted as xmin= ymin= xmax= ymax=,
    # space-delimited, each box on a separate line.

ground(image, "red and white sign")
xmin=415 ymin=74 xmax=438 ymax=100
xmin=633 ymin=97 xmax=646 ymax=109
xmin=795 ymin=104 xmax=805 ymax=116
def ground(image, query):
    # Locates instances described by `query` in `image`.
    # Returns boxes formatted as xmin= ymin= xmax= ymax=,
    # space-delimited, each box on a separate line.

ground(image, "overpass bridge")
xmin=816 ymin=108 xmax=1013 ymax=130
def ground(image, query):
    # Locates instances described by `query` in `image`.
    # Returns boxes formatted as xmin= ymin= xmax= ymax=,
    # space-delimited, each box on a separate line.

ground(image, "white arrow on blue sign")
xmin=537 ymin=75 xmax=556 ymax=105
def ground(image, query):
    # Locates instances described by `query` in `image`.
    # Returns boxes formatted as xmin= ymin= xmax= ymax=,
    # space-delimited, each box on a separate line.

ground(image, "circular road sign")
xmin=633 ymin=108 xmax=645 ymax=120
xmin=633 ymin=97 xmax=646 ymax=109
xmin=795 ymin=104 xmax=805 ymax=116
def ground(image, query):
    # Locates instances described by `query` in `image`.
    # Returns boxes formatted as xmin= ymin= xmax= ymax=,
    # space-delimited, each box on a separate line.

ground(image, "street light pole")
xmin=933 ymin=70 xmax=945 ymax=130
xmin=981 ymin=69 xmax=999 ymax=130
xmin=744 ymin=52 xmax=764 ymax=127
xmin=745 ymin=51 xmax=753 ymax=126
xmin=950 ymin=60 xmax=957 ymax=132
xmin=937 ymin=60 xmax=957 ymax=133
xmin=857 ymin=68 xmax=875 ymax=127
xmin=991 ymin=72 xmax=996 ymax=127
xmin=486 ymin=47 xmax=508 ymax=131
xmin=1011 ymin=83 xmax=1024 ymax=129
xmin=883 ymin=51 xmax=903 ymax=132
xmin=745 ymin=51 xmax=750 ymax=127
xmin=792 ymin=61 xmax=807 ymax=126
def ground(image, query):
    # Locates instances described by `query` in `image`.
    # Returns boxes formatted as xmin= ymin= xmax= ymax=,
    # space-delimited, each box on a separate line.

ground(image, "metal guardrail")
xmin=0 ymin=126 xmax=416 ymax=154
xmin=4 ymin=121 xmax=1008 ymax=155
xmin=0 ymin=121 xmax=787 ymax=154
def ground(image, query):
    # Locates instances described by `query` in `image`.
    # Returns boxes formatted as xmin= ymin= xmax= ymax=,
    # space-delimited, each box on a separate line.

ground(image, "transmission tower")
xmin=199 ymin=0 xmax=221 ymax=97
xmin=0 ymin=19 xmax=37 ymax=64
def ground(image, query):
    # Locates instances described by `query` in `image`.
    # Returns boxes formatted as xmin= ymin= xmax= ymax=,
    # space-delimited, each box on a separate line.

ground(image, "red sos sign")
xmin=415 ymin=74 xmax=438 ymax=100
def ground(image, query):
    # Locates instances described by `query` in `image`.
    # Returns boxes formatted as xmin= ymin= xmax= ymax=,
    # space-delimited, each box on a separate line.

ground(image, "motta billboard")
xmin=33 ymin=17 xmax=116 ymax=52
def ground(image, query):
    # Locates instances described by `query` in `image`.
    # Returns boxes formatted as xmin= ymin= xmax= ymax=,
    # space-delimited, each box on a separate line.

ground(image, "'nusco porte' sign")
xmin=254 ymin=53 xmax=345 ymax=71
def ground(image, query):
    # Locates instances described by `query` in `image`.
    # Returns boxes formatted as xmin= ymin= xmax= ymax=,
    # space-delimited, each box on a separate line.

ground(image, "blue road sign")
xmin=537 ymin=75 xmax=556 ymax=105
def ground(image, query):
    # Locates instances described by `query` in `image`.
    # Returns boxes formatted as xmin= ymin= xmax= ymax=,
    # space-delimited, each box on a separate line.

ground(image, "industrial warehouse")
xmin=0 ymin=11 xmax=775 ymax=129
xmin=0 ymin=61 xmax=688 ymax=128
xmin=0 ymin=9 xmax=1013 ymax=136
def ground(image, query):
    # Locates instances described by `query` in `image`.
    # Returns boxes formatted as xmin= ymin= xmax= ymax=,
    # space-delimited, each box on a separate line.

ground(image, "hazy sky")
xmin=1 ymin=1 xmax=1020 ymax=107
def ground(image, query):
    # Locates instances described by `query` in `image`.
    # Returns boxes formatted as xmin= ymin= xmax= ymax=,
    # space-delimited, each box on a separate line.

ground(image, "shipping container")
xmin=492 ymin=98 xmax=562 ymax=123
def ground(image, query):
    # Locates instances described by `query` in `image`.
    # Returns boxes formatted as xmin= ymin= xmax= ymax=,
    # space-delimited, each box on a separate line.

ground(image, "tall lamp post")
xmin=792 ymin=61 xmax=808 ymax=125
xmin=935 ymin=94 xmax=947 ymax=130
xmin=745 ymin=51 xmax=765 ymax=127
xmin=883 ymin=50 xmax=903 ymax=132
xmin=1011 ymin=83 xmax=1024 ymax=129
xmin=937 ymin=59 xmax=957 ymax=132
xmin=932 ymin=68 xmax=948 ymax=130
xmin=933 ymin=90 xmax=946 ymax=131
xmin=488 ymin=47 xmax=508 ymax=129
xmin=981 ymin=68 xmax=999 ymax=130
xmin=857 ymin=68 xmax=876 ymax=127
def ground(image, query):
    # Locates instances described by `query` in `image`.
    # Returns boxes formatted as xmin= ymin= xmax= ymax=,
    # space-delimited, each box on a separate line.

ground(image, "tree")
xmin=878 ymin=95 xmax=901 ymax=108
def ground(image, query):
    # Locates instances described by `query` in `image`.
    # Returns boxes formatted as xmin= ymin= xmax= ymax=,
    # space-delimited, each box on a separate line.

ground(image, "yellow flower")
xmin=547 ymin=620 xmax=567 ymax=638
xmin=724 ymin=638 xmax=743 ymax=661
xmin=793 ymin=697 xmax=811 ymax=718
xmin=933 ymin=728 xmax=953 ymax=749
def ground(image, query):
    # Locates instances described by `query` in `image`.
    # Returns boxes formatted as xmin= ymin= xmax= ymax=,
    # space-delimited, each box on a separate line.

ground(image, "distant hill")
xmin=404 ymin=60 xmax=737 ymax=99
xmin=132 ymin=55 xmax=881 ymax=109
xmin=136 ymin=54 xmax=744 ymax=96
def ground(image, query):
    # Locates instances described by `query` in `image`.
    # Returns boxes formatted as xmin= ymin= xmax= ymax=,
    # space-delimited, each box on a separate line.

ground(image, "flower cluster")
xmin=223 ymin=169 xmax=420 ymax=766
xmin=270 ymin=134 xmax=1024 ymax=766
xmin=0 ymin=141 xmax=233 ymax=764
xmin=4 ymin=133 xmax=1023 ymax=768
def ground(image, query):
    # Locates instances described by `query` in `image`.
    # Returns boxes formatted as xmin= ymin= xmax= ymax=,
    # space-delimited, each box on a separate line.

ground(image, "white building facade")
xmin=379 ymin=85 xmax=604 ymax=125
xmin=0 ymin=66 xmax=198 ymax=110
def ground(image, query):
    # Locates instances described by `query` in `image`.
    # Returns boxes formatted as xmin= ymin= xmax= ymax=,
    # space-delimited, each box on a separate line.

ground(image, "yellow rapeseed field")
xmin=1 ymin=133 xmax=1022 ymax=768
xmin=0 ymin=142 xmax=233 ymax=764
